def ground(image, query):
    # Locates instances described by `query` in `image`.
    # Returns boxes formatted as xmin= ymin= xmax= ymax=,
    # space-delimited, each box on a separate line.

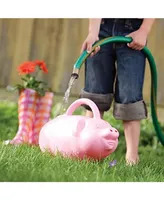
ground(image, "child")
xmin=80 ymin=18 xmax=155 ymax=165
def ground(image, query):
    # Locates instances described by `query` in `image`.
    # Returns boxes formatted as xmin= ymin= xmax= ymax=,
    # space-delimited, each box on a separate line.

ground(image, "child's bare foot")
xmin=126 ymin=154 xmax=139 ymax=166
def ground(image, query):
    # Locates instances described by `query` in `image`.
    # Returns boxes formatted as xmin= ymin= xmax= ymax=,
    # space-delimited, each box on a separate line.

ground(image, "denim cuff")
xmin=113 ymin=100 xmax=147 ymax=121
xmin=80 ymin=89 xmax=113 ymax=112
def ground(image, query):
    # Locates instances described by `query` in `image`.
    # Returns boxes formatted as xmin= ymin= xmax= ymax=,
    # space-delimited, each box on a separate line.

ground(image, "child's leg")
xmin=123 ymin=120 xmax=140 ymax=165
xmin=80 ymin=20 xmax=116 ymax=117
xmin=114 ymin=44 xmax=147 ymax=165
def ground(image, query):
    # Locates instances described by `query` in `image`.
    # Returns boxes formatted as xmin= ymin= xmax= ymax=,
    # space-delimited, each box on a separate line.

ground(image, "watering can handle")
xmin=65 ymin=98 xmax=101 ymax=119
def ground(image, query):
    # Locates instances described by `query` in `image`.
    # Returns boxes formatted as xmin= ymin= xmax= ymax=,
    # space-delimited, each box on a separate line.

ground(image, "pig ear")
xmin=73 ymin=119 xmax=86 ymax=137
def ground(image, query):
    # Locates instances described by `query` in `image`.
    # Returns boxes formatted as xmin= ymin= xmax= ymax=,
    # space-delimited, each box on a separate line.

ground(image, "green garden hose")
xmin=72 ymin=36 xmax=164 ymax=146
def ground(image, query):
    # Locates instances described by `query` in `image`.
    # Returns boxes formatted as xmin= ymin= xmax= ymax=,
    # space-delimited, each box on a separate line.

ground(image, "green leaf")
xmin=29 ymin=76 xmax=35 ymax=81
xmin=21 ymin=77 xmax=28 ymax=82
xmin=13 ymin=84 xmax=24 ymax=92
xmin=37 ymin=81 xmax=47 ymax=85
xmin=36 ymin=88 xmax=45 ymax=96
xmin=24 ymin=82 xmax=28 ymax=88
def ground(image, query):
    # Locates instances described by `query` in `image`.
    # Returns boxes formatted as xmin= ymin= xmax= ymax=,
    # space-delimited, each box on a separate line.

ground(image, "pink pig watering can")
xmin=39 ymin=98 xmax=119 ymax=160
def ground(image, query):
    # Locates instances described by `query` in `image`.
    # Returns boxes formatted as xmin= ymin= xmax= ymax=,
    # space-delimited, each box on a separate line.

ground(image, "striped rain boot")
xmin=29 ymin=92 xmax=54 ymax=145
xmin=10 ymin=88 xmax=38 ymax=145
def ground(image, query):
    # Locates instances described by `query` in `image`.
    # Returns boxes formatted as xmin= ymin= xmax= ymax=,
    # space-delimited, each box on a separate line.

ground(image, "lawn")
xmin=0 ymin=100 xmax=164 ymax=182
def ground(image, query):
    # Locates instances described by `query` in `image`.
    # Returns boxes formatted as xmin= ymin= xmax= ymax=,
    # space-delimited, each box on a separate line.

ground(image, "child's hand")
xmin=126 ymin=28 xmax=148 ymax=51
xmin=81 ymin=33 xmax=100 ymax=57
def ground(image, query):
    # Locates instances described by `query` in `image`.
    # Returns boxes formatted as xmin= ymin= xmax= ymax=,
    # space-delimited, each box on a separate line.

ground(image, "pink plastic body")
xmin=39 ymin=98 xmax=119 ymax=160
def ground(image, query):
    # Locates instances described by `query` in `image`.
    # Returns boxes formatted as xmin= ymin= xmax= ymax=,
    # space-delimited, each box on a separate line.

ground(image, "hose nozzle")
xmin=71 ymin=68 xmax=79 ymax=79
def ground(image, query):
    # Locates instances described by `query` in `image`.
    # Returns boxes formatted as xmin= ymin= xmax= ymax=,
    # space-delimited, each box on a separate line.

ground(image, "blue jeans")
xmin=80 ymin=19 xmax=147 ymax=120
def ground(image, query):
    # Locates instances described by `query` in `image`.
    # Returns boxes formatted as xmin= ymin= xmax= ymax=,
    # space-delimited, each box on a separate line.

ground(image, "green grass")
xmin=0 ymin=100 xmax=164 ymax=182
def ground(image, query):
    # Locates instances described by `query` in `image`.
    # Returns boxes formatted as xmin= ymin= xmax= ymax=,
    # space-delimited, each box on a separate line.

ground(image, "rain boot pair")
xmin=10 ymin=88 xmax=54 ymax=145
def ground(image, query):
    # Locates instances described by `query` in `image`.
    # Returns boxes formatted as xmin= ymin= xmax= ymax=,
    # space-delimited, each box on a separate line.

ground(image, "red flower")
xmin=34 ymin=60 xmax=48 ymax=73
xmin=17 ymin=62 xmax=35 ymax=75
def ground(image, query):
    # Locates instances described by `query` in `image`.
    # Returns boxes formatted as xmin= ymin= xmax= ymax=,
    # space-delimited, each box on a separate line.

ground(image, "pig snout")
xmin=101 ymin=128 xmax=119 ymax=140
xmin=101 ymin=128 xmax=119 ymax=151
